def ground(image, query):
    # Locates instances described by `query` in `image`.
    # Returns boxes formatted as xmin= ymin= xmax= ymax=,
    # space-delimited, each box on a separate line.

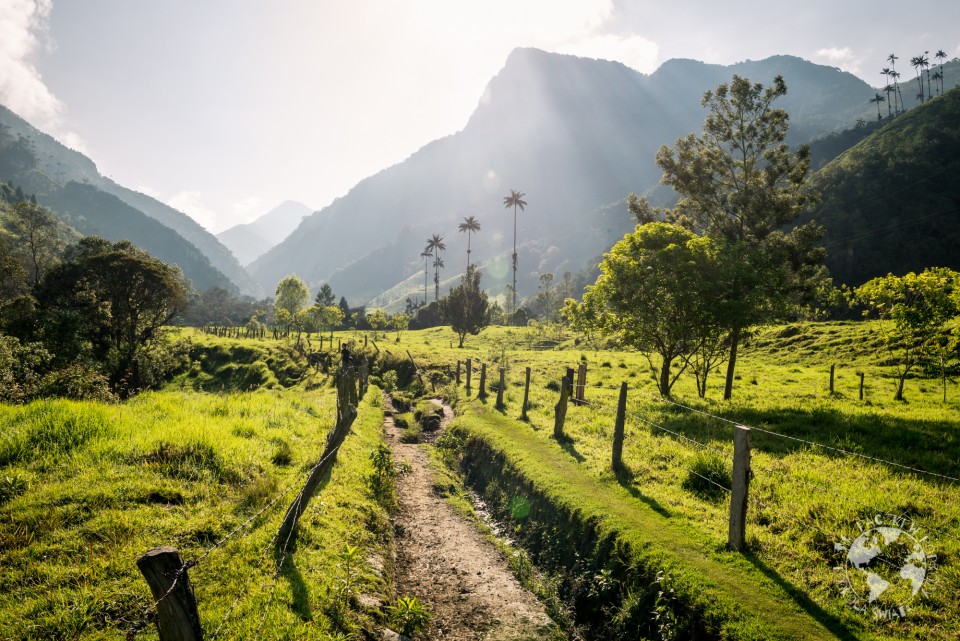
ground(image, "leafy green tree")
xmin=315 ymin=283 xmax=336 ymax=307
xmin=440 ymin=264 xmax=490 ymax=348
xmin=367 ymin=309 xmax=389 ymax=338
xmin=275 ymin=274 xmax=309 ymax=335
xmin=854 ymin=267 xmax=959 ymax=401
xmin=11 ymin=200 xmax=61 ymax=287
xmin=310 ymin=304 xmax=344 ymax=337
xmin=575 ymin=223 xmax=721 ymax=397
xmin=655 ymin=74 xmax=823 ymax=400
xmin=502 ymin=190 xmax=527 ymax=314
xmin=37 ymin=237 xmax=189 ymax=390
xmin=390 ymin=312 xmax=410 ymax=342
xmin=0 ymin=233 xmax=33 ymax=335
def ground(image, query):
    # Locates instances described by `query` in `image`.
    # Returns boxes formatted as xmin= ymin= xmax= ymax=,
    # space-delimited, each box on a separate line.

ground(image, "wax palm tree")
xmin=433 ymin=256 xmax=445 ymax=300
xmin=881 ymin=68 xmax=893 ymax=117
xmin=932 ymin=70 xmax=944 ymax=96
xmin=911 ymin=55 xmax=925 ymax=103
xmin=935 ymin=49 xmax=947 ymax=94
xmin=922 ymin=52 xmax=932 ymax=101
xmin=502 ymin=190 xmax=527 ymax=315
xmin=457 ymin=216 xmax=481 ymax=272
xmin=891 ymin=70 xmax=903 ymax=114
xmin=425 ymin=234 xmax=446 ymax=301
xmin=870 ymin=93 xmax=885 ymax=121
xmin=420 ymin=249 xmax=432 ymax=305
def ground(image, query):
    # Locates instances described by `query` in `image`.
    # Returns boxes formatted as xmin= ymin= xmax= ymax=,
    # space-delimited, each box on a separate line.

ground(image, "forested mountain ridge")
xmin=803 ymin=86 xmax=960 ymax=285
xmin=250 ymin=49 xmax=878 ymax=306
xmin=0 ymin=105 xmax=260 ymax=295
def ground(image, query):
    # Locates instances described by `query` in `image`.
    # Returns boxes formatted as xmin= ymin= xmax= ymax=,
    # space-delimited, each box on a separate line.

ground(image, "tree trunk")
xmin=659 ymin=355 xmax=672 ymax=397
xmin=723 ymin=327 xmax=741 ymax=401
xmin=895 ymin=375 xmax=906 ymax=401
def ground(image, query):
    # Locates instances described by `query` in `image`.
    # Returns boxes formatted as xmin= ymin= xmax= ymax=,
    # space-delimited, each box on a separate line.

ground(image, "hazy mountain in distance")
xmin=217 ymin=201 xmax=312 ymax=266
xmin=250 ymin=48 xmax=877 ymax=306
xmin=0 ymin=105 xmax=260 ymax=295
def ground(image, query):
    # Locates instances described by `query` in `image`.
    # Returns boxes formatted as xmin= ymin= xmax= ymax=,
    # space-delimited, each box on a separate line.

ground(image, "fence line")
xmin=129 ymin=365 xmax=366 ymax=640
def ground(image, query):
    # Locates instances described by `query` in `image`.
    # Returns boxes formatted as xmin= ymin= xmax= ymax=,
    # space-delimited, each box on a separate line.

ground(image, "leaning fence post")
xmin=575 ymin=362 xmax=587 ymax=405
xmin=521 ymin=367 xmax=531 ymax=421
xmin=478 ymin=363 xmax=487 ymax=400
xmin=859 ymin=372 xmax=865 ymax=400
xmin=612 ymin=382 xmax=627 ymax=472
xmin=728 ymin=425 xmax=752 ymax=552
xmin=466 ymin=358 xmax=472 ymax=395
xmin=829 ymin=364 xmax=835 ymax=394
xmin=456 ymin=360 xmax=461 ymax=385
xmin=496 ymin=367 xmax=506 ymax=409
xmin=136 ymin=546 xmax=203 ymax=641
xmin=554 ymin=376 xmax=570 ymax=440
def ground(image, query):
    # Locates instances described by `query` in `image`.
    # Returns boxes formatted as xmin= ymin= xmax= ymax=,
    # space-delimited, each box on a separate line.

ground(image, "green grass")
xmin=0 ymin=376 xmax=392 ymax=640
xmin=385 ymin=321 xmax=959 ymax=640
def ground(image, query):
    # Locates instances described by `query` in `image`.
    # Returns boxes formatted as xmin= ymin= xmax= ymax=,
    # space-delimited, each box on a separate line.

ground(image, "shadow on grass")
xmin=554 ymin=434 xmax=586 ymax=463
xmin=656 ymin=403 xmax=960 ymax=483
xmin=742 ymin=550 xmax=861 ymax=641
xmin=275 ymin=538 xmax=313 ymax=622
xmin=614 ymin=464 xmax=673 ymax=517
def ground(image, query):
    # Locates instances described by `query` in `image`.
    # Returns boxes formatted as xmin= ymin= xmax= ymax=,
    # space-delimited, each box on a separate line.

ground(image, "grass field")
xmin=0 ymin=334 xmax=393 ymax=640
xmin=1 ymin=321 xmax=958 ymax=640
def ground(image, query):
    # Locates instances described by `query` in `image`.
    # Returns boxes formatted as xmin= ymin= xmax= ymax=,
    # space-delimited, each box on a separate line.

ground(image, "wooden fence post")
xmin=136 ymin=547 xmax=203 ymax=641
xmin=554 ymin=376 xmax=570 ymax=440
xmin=478 ymin=363 xmax=487 ymax=400
xmin=521 ymin=367 xmax=531 ymax=421
xmin=574 ymin=362 xmax=587 ymax=405
xmin=612 ymin=382 xmax=627 ymax=472
xmin=496 ymin=367 xmax=506 ymax=409
xmin=466 ymin=358 xmax=472 ymax=395
xmin=859 ymin=372 xmax=865 ymax=400
xmin=829 ymin=364 xmax=835 ymax=394
xmin=456 ymin=360 xmax=461 ymax=385
xmin=728 ymin=425 xmax=752 ymax=552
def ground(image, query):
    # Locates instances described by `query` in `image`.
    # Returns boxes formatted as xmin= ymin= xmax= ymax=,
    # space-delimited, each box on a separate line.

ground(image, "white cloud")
xmin=0 ymin=0 xmax=86 ymax=149
xmin=231 ymin=196 xmax=265 ymax=224
xmin=167 ymin=191 xmax=218 ymax=231
xmin=814 ymin=46 xmax=863 ymax=76
xmin=556 ymin=33 xmax=659 ymax=73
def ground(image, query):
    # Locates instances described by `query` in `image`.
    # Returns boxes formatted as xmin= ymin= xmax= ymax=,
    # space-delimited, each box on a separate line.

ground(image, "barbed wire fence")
xmin=126 ymin=365 xmax=366 ymax=641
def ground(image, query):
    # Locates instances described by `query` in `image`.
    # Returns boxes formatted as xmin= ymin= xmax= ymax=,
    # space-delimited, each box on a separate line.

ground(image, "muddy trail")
xmin=385 ymin=397 xmax=559 ymax=641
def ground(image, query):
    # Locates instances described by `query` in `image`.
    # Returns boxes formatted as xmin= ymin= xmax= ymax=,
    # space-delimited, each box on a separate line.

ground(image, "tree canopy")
xmin=440 ymin=264 xmax=490 ymax=348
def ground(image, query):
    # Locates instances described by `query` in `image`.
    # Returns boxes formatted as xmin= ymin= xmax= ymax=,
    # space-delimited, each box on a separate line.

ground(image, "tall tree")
xmin=419 ymin=249 xmax=432 ymax=306
xmin=654 ymin=75 xmax=823 ymax=400
xmin=502 ymin=190 xmax=527 ymax=315
xmin=935 ymin=49 xmax=947 ymax=94
xmin=457 ymin=215 xmax=481 ymax=272
xmin=870 ymin=93 xmax=885 ymax=121
xmin=881 ymin=68 xmax=893 ymax=117
xmin=425 ymin=234 xmax=446 ymax=301
xmin=275 ymin=274 xmax=310 ymax=336
xmin=439 ymin=264 xmax=490 ymax=348
xmin=315 ymin=283 xmax=336 ymax=307
xmin=11 ymin=200 xmax=61 ymax=287
xmin=911 ymin=55 xmax=926 ymax=103
xmin=888 ymin=53 xmax=902 ymax=113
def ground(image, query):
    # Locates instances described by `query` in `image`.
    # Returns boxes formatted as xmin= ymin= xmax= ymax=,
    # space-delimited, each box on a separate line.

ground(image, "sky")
xmin=2 ymin=0 xmax=959 ymax=233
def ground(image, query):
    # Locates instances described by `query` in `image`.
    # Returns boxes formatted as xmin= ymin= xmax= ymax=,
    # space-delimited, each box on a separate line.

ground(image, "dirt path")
xmin=386 ymin=398 xmax=557 ymax=641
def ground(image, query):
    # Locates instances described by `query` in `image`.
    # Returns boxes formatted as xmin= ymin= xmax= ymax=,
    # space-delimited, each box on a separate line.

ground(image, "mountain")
xmin=250 ymin=49 xmax=878 ymax=306
xmin=802 ymin=86 xmax=960 ymax=285
xmin=217 ymin=200 xmax=312 ymax=266
xmin=0 ymin=105 xmax=260 ymax=295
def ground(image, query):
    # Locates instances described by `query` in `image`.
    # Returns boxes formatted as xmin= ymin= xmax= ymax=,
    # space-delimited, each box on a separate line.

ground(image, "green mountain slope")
xmin=0 ymin=105 xmax=259 ymax=295
xmin=805 ymin=87 xmax=960 ymax=285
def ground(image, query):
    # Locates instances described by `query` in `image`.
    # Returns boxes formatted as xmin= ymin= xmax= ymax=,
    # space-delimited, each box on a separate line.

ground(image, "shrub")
xmin=40 ymin=363 xmax=116 ymax=402
xmin=389 ymin=595 xmax=431 ymax=637
xmin=681 ymin=452 xmax=731 ymax=501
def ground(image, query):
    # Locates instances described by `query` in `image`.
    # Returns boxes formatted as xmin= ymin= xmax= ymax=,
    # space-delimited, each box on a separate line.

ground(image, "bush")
xmin=681 ymin=452 xmax=731 ymax=501
xmin=40 ymin=363 xmax=117 ymax=402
